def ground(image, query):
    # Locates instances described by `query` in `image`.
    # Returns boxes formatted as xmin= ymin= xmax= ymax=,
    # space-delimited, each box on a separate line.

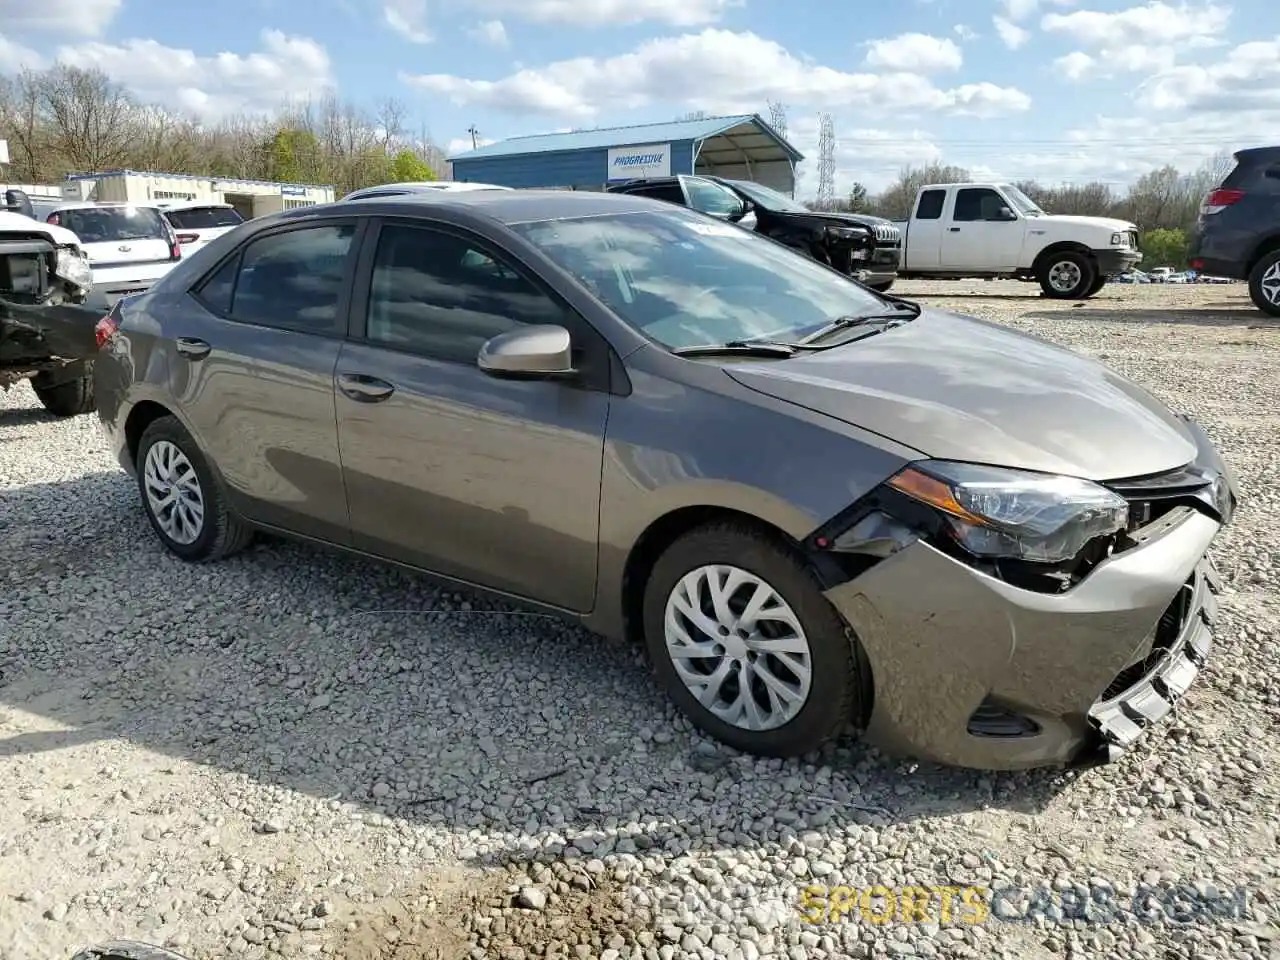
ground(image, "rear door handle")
xmin=337 ymin=373 xmax=395 ymax=403
xmin=175 ymin=337 xmax=211 ymax=360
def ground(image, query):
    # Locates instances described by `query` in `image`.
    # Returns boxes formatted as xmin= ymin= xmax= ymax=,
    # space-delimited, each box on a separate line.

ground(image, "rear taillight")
xmin=169 ymin=240 xmax=182 ymax=260
xmin=1202 ymin=188 xmax=1244 ymax=215
xmin=94 ymin=313 xmax=120 ymax=350
xmin=176 ymin=233 xmax=199 ymax=244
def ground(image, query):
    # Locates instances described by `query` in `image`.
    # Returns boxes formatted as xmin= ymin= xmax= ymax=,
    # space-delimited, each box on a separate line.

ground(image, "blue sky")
xmin=1 ymin=0 xmax=1278 ymax=196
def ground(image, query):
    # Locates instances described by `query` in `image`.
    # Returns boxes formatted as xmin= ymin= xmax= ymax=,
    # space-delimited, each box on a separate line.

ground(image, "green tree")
xmin=265 ymin=127 xmax=318 ymax=183
xmin=1140 ymin=227 xmax=1188 ymax=268
xmin=389 ymin=148 xmax=436 ymax=182
xmin=845 ymin=182 xmax=869 ymax=212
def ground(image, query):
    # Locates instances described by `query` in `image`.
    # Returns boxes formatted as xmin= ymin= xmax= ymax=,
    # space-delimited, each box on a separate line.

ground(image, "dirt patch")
xmin=335 ymin=865 xmax=644 ymax=960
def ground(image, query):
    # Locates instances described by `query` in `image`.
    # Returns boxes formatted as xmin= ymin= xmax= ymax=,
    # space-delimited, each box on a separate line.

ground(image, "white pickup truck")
xmin=893 ymin=182 xmax=1142 ymax=298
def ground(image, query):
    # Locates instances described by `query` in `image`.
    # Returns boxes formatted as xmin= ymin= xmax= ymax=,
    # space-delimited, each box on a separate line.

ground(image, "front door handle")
xmin=337 ymin=373 xmax=395 ymax=403
xmin=175 ymin=337 xmax=211 ymax=360
xmin=948 ymin=227 xmax=961 ymax=232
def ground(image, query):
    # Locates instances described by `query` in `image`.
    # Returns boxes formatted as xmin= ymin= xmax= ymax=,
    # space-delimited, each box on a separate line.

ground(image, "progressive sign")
xmin=607 ymin=143 xmax=672 ymax=181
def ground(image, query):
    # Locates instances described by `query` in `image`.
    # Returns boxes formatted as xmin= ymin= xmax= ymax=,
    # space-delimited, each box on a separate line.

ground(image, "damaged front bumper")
xmin=816 ymin=417 xmax=1239 ymax=771
xmin=823 ymin=506 xmax=1224 ymax=770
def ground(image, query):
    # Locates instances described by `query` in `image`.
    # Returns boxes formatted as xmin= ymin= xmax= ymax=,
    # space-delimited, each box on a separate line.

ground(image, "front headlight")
xmin=826 ymin=226 xmax=865 ymax=240
xmin=54 ymin=248 xmax=94 ymax=291
xmin=1110 ymin=232 xmax=1129 ymax=246
xmin=887 ymin=460 xmax=1129 ymax=563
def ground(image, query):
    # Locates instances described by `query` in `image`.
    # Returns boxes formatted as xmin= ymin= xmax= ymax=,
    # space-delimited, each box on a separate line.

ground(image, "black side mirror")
xmin=5 ymin=189 xmax=34 ymax=219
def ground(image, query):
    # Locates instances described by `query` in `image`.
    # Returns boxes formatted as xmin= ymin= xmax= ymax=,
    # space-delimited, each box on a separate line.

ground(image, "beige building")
xmin=61 ymin=170 xmax=335 ymax=219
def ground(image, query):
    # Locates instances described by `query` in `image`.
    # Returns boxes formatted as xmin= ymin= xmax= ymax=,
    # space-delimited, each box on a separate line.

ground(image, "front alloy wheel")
xmin=642 ymin=521 xmax=867 ymax=758
xmin=663 ymin=564 xmax=813 ymax=731
xmin=1248 ymin=251 xmax=1280 ymax=317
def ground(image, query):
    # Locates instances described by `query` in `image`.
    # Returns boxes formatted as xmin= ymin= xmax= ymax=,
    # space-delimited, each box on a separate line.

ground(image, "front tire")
xmin=867 ymin=279 xmax=895 ymax=293
xmin=641 ymin=521 xmax=866 ymax=758
xmin=32 ymin=369 xmax=95 ymax=417
xmin=1248 ymin=250 xmax=1280 ymax=317
xmin=1037 ymin=250 xmax=1097 ymax=299
xmin=1084 ymin=275 xmax=1107 ymax=298
xmin=135 ymin=415 xmax=253 ymax=562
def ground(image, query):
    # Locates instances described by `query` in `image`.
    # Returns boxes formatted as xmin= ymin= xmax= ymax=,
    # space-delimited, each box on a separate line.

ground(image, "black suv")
xmin=1187 ymin=146 xmax=1280 ymax=315
xmin=606 ymin=175 xmax=898 ymax=290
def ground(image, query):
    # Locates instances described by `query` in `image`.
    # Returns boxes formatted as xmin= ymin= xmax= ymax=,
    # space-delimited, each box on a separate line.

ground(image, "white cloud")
xmin=993 ymin=16 xmax=1029 ymax=49
xmin=468 ymin=19 xmax=509 ymax=47
xmin=383 ymin=0 xmax=431 ymax=43
xmin=1041 ymin=1 xmax=1230 ymax=47
xmin=1055 ymin=51 xmax=1094 ymax=80
xmin=446 ymin=135 xmax=497 ymax=156
xmin=1001 ymin=0 xmax=1074 ymax=20
xmin=0 ymin=0 xmax=121 ymax=37
xmin=789 ymin=118 xmax=944 ymax=195
xmin=954 ymin=24 xmax=978 ymax=41
xmin=0 ymin=32 xmax=44 ymax=71
xmin=864 ymin=33 xmax=962 ymax=73
xmin=53 ymin=29 xmax=335 ymax=119
xmin=403 ymin=29 xmax=1029 ymax=121
xmin=1139 ymin=37 xmax=1280 ymax=112
xmin=467 ymin=0 xmax=740 ymax=27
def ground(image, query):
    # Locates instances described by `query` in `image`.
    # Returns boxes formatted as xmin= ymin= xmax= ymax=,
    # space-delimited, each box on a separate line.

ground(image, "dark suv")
xmin=1187 ymin=146 xmax=1280 ymax=315
xmin=606 ymin=175 xmax=897 ymax=290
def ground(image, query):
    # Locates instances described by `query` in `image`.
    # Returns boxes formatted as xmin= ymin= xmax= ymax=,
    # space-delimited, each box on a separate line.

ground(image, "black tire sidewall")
xmin=1039 ymin=251 xmax=1096 ymax=298
xmin=31 ymin=371 xmax=94 ymax=417
xmin=641 ymin=524 xmax=861 ymax=757
xmin=135 ymin=416 xmax=224 ymax=561
xmin=1248 ymin=252 xmax=1280 ymax=317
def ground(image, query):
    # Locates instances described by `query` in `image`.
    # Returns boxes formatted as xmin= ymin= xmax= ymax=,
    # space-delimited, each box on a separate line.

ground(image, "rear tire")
xmin=1248 ymin=250 xmax=1280 ymax=317
xmin=135 ymin=415 xmax=253 ymax=562
xmin=868 ymin=279 xmax=895 ymax=293
xmin=1037 ymin=250 xmax=1097 ymax=299
xmin=32 ymin=369 xmax=95 ymax=417
xmin=641 ymin=521 xmax=866 ymax=758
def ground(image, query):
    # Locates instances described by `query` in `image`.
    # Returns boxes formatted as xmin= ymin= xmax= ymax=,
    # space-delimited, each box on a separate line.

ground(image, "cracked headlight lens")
xmin=888 ymin=460 xmax=1129 ymax=563
xmin=54 ymin=248 xmax=93 ymax=291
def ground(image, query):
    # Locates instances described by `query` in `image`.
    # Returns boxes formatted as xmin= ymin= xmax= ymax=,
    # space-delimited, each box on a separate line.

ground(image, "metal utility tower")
xmin=816 ymin=113 xmax=835 ymax=210
xmin=767 ymin=100 xmax=788 ymax=140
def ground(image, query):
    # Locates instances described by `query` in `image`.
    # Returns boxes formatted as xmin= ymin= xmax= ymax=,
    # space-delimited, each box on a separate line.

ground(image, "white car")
xmin=158 ymin=201 xmax=245 ymax=251
xmin=44 ymin=202 xmax=183 ymax=306
xmin=339 ymin=181 xmax=513 ymax=201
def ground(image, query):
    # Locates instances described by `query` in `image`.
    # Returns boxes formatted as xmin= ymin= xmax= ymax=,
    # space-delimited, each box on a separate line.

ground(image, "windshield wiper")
xmin=798 ymin=300 xmax=921 ymax=345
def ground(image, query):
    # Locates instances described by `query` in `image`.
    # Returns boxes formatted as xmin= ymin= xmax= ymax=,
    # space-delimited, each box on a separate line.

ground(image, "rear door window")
xmin=623 ymin=182 xmax=686 ymax=205
xmin=915 ymin=189 xmax=945 ymax=220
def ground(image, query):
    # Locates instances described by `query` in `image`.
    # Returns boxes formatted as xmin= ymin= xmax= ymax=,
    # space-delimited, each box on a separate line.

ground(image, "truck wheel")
xmin=1084 ymin=275 xmax=1107 ymax=298
xmin=867 ymin=279 xmax=895 ymax=293
xmin=1247 ymin=250 xmax=1280 ymax=317
xmin=1038 ymin=251 xmax=1096 ymax=299
xmin=31 ymin=369 xmax=95 ymax=417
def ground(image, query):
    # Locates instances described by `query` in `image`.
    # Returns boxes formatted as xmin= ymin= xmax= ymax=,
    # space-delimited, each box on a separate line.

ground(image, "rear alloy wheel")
xmin=1248 ymin=251 xmax=1280 ymax=318
xmin=642 ymin=522 xmax=865 ymax=757
xmin=135 ymin=415 xmax=253 ymax=562
xmin=1038 ymin=250 xmax=1097 ymax=299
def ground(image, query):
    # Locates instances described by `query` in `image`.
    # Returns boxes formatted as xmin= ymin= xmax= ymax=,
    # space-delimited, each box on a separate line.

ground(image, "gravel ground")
xmin=2 ymin=279 xmax=1279 ymax=960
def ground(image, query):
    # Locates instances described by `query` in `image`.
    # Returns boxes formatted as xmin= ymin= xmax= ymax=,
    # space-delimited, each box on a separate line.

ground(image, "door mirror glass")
xmin=997 ymin=205 xmax=1017 ymax=221
xmin=478 ymin=324 xmax=576 ymax=379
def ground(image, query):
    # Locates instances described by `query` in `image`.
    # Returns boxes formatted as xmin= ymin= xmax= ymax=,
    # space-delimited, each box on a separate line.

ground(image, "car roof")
xmin=342 ymin=181 xmax=512 ymax=199
xmin=157 ymin=201 xmax=235 ymax=211
xmin=48 ymin=201 xmax=163 ymax=212
xmin=309 ymin=188 xmax=669 ymax=225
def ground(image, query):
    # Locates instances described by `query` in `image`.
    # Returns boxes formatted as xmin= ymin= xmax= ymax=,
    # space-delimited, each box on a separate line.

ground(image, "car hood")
xmin=1040 ymin=213 xmax=1138 ymax=233
xmin=0 ymin=210 xmax=81 ymax=247
xmin=723 ymin=309 xmax=1197 ymax=481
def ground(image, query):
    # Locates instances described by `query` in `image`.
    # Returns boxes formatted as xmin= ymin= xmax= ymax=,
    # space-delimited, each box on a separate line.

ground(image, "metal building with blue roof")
xmin=447 ymin=114 xmax=805 ymax=195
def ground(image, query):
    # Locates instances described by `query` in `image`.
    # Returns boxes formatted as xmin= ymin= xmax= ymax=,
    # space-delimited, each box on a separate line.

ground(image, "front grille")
xmin=1100 ymin=578 xmax=1194 ymax=702
xmin=871 ymin=223 xmax=900 ymax=244
xmin=1106 ymin=462 xmax=1220 ymax=532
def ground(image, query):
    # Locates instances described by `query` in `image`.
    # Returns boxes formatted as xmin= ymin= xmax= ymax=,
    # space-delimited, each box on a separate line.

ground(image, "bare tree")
xmin=39 ymin=65 xmax=138 ymax=173
xmin=873 ymin=163 xmax=972 ymax=219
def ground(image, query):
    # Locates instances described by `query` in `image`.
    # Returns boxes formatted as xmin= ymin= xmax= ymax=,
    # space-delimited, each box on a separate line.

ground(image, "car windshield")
xmin=1003 ymin=185 xmax=1045 ymax=217
xmin=508 ymin=208 xmax=890 ymax=351
xmin=164 ymin=206 xmax=243 ymax=229
xmin=55 ymin=206 xmax=167 ymax=242
xmin=720 ymin=179 xmax=811 ymax=214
